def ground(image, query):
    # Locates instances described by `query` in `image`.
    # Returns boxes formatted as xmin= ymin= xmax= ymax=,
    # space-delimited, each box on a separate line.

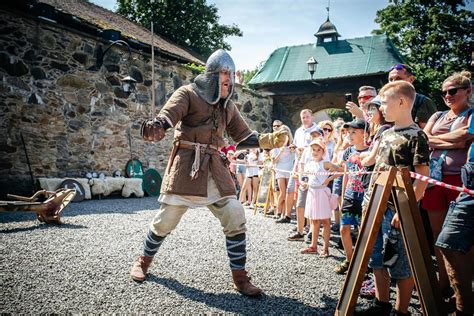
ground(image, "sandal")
xmin=319 ymin=250 xmax=330 ymax=258
xmin=301 ymin=246 xmax=317 ymax=254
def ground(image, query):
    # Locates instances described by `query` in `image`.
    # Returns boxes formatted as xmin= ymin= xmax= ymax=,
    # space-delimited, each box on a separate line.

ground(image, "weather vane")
xmin=326 ymin=0 xmax=330 ymax=20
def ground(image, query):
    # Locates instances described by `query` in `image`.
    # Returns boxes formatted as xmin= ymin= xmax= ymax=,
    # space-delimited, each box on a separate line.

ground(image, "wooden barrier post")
xmin=335 ymin=167 xmax=444 ymax=316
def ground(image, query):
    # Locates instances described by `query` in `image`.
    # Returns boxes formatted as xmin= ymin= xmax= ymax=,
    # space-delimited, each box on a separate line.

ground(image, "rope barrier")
xmin=230 ymin=162 xmax=474 ymax=196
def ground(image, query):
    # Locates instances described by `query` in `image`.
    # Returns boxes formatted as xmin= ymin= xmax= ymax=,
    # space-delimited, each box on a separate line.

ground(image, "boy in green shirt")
xmin=357 ymin=81 xmax=430 ymax=315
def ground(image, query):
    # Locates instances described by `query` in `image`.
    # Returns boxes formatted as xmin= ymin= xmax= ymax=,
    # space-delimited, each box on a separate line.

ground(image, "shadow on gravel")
xmin=150 ymin=276 xmax=337 ymax=314
xmin=0 ymin=222 xmax=88 ymax=234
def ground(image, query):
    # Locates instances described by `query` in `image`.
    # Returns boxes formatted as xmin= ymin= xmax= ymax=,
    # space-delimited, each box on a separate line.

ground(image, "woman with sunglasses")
xmin=421 ymin=70 xmax=472 ymax=304
xmin=318 ymin=120 xmax=336 ymax=161
xmin=360 ymin=96 xmax=393 ymax=167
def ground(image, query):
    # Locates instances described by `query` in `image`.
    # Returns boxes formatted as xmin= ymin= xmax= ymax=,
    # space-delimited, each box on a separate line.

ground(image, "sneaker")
xmin=287 ymin=232 xmax=304 ymax=241
xmin=334 ymin=259 xmax=350 ymax=274
xmin=305 ymin=232 xmax=312 ymax=244
xmin=354 ymin=298 xmax=392 ymax=316
xmin=331 ymin=223 xmax=340 ymax=233
xmin=266 ymin=210 xmax=275 ymax=216
xmin=276 ymin=216 xmax=291 ymax=224
xmin=360 ymin=277 xmax=376 ymax=299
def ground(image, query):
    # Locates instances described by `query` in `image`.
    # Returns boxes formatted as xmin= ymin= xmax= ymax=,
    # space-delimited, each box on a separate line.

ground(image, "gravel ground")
xmin=1 ymin=196 xmax=421 ymax=314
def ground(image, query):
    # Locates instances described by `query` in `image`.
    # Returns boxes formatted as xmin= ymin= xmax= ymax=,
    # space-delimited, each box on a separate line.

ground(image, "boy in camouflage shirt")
xmin=357 ymin=81 xmax=430 ymax=316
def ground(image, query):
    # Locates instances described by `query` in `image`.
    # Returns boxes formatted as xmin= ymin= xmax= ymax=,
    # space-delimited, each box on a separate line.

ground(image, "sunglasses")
xmin=323 ymin=128 xmax=333 ymax=132
xmin=358 ymin=95 xmax=373 ymax=101
xmin=441 ymin=87 xmax=468 ymax=97
xmin=389 ymin=63 xmax=413 ymax=74
xmin=368 ymin=106 xmax=379 ymax=113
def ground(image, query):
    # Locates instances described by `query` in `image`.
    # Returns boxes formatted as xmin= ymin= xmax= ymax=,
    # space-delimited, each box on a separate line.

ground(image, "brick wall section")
xmin=0 ymin=10 xmax=272 ymax=197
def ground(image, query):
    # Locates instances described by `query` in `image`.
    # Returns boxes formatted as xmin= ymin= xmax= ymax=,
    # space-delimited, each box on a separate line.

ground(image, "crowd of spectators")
xmin=220 ymin=67 xmax=473 ymax=315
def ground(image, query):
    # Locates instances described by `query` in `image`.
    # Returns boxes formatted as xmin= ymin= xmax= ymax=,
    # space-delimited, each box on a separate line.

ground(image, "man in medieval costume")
xmin=131 ymin=49 xmax=287 ymax=297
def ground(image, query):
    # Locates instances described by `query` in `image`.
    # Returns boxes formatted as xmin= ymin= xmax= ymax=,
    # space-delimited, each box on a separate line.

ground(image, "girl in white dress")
xmin=301 ymin=139 xmax=339 ymax=257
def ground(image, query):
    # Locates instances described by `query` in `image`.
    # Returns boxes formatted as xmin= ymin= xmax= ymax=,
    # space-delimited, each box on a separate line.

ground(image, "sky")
xmin=91 ymin=0 xmax=393 ymax=70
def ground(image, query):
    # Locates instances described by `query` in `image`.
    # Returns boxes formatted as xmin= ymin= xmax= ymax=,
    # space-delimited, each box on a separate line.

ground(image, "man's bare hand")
xmin=391 ymin=212 xmax=400 ymax=229
xmin=346 ymin=101 xmax=364 ymax=119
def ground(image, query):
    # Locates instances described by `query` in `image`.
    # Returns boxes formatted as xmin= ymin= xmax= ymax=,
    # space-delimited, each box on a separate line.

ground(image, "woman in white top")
xmin=245 ymin=148 xmax=262 ymax=207
xmin=318 ymin=120 xmax=336 ymax=161
xmin=271 ymin=125 xmax=295 ymax=222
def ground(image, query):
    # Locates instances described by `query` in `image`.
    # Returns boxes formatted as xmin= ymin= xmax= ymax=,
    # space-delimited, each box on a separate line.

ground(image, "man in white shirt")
xmin=293 ymin=109 xmax=318 ymax=148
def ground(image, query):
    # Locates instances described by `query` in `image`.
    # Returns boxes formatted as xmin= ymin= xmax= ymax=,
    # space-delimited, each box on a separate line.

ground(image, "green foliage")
xmin=373 ymin=0 xmax=473 ymax=108
xmin=326 ymin=108 xmax=352 ymax=122
xmin=183 ymin=63 xmax=205 ymax=74
xmin=240 ymin=68 xmax=259 ymax=85
xmin=116 ymin=0 xmax=243 ymax=58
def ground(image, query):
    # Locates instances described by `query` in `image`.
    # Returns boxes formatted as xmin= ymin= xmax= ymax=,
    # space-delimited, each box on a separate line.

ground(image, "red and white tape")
xmin=409 ymin=172 xmax=474 ymax=195
xmin=230 ymin=162 xmax=474 ymax=196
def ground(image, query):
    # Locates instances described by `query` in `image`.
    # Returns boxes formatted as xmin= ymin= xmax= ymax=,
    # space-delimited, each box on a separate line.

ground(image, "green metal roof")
xmin=248 ymin=34 xmax=404 ymax=87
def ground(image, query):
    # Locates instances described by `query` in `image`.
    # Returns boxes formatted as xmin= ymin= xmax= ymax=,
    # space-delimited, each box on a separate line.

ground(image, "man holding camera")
xmin=345 ymin=86 xmax=377 ymax=120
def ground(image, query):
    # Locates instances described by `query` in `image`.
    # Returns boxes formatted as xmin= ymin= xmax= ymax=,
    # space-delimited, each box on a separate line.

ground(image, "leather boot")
xmin=130 ymin=256 xmax=153 ymax=282
xmin=231 ymin=269 xmax=262 ymax=297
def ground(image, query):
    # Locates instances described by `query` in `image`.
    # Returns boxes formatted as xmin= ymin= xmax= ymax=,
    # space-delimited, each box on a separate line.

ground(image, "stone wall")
xmin=0 ymin=10 xmax=272 ymax=197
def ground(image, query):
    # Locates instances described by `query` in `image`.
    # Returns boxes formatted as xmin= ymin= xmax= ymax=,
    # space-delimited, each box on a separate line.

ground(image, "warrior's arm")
xmin=141 ymin=87 xmax=190 ymax=142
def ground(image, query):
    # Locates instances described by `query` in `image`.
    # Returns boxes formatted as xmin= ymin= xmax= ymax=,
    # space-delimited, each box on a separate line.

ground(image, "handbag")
xmin=325 ymin=190 xmax=339 ymax=210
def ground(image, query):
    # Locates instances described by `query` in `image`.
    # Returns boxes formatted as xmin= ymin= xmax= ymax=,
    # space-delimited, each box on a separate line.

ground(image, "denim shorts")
xmin=296 ymin=186 xmax=307 ymax=208
xmin=369 ymin=208 xmax=411 ymax=279
xmin=332 ymin=176 xmax=343 ymax=196
xmin=236 ymin=165 xmax=246 ymax=175
xmin=436 ymin=193 xmax=474 ymax=254
xmin=286 ymin=176 xmax=296 ymax=193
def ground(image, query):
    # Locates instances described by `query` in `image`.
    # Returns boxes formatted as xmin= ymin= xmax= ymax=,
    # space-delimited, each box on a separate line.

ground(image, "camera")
xmin=345 ymin=93 xmax=352 ymax=102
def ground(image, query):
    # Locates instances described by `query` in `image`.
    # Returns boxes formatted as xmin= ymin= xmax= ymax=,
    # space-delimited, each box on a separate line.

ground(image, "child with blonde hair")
xmin=300 ymin=139 xmax=339 ymax=256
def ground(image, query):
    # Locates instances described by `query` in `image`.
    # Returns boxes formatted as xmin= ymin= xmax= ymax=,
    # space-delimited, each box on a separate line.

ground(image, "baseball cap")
xmin=343 ymin=119 xmax=369 ymax=132
xmin=309 ymin=138 xmax=326 ymax=153
xmin=366 ymin=95 xmax=381 ymax=108
xmin=307 ymin=124 xmax=324 ymax=136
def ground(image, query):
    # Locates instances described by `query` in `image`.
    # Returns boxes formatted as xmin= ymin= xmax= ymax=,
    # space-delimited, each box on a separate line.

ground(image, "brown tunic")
xmin=157 ymin=85 xmax=253 ymax=197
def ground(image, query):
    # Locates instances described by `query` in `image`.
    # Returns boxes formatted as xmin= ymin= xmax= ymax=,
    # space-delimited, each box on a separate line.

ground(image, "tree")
xmin=373 ymin=0 xmax=473 ymax=108
xmin=241 ymin=68 xmax=259 ymax=86
xmin=326 ymin=108 xmax=352 ymax=122
xmin=116 ymin=0 xmax=242 ymax=58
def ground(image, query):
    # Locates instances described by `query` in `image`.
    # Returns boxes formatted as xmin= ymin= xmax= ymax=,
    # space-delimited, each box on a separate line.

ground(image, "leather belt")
xmin=178 ymin=140 xmax=219 ymax=180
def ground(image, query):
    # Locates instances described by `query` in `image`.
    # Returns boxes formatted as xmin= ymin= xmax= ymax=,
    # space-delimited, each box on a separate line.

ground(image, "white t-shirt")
xmin=245 ymin=151 xmax=261 ymax=177
xmin=293 ymin=123 xmax=318 ymax=148
xmin=305 ymin=160 xmax=328 ymax=187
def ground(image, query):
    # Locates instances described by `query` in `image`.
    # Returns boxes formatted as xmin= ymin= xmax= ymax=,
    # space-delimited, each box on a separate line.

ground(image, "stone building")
xmin=0 ymin=0 xmax=272 ymax=198
xmin=249 ymin=17 xmax=404 ymax=129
